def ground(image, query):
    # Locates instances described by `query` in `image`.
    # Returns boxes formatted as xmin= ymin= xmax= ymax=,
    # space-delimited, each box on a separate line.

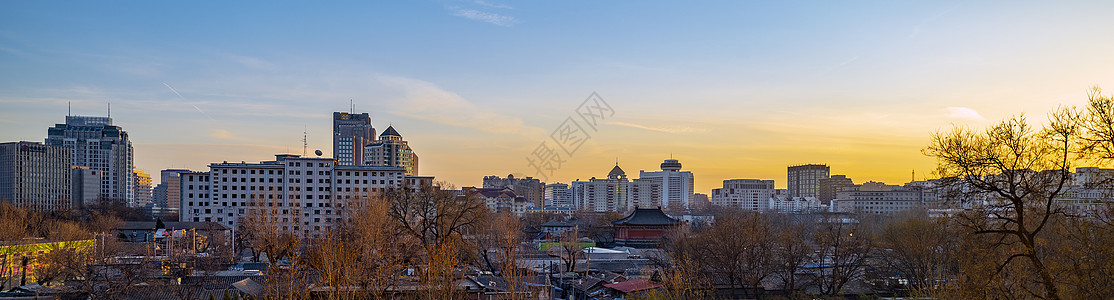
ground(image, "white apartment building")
xmin=627 ymin=178 xmax=662 ymax=210
xmin=711 ymin=179 xmax=775 ymax=211
xmin=179 ymin=154 xmax=410 ymax=238
xmin=544 ymin=183 xmax=572 ymax=208
xmin=572 ymin=165 xmax=629 ymax=213
xmin=832 ymin=181 xmax=924 ymax=214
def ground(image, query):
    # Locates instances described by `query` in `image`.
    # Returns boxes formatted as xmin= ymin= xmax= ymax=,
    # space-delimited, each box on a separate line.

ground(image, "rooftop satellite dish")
xmin=314 ymin=149 xmax=323 ymax=157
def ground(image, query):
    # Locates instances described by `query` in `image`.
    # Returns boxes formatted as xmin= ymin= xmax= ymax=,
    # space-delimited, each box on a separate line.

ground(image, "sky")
xmin=3 ymin=1 xmax=1114 ymax=193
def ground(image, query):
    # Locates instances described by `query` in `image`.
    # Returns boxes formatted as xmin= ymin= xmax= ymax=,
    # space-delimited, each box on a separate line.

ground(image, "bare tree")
xmin=554 ymin=230 xmax=583 ymax=274
xmin=925 ymin=115 xmax=1074 ymax=299
xmin=875 ymin=212 xmax=959 ymax=296
xmin=811 ymin=215 xmax=872 ymax=296
xmin=769 ymin=214 xmax=812 ymax=293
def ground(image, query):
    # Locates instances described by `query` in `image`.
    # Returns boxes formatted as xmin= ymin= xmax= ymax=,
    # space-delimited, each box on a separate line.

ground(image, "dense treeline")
xmin=0 ymin=201 xmax=132 ymax=243
xmin=646 ymin=208 xmax=1114 ymax=299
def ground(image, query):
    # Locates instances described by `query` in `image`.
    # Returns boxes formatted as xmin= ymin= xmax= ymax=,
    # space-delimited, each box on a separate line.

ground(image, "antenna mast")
xmin=108 ymin=102 xmax=111 ymax=118
xmin=302 ymin=126 xmax=308 ymax=156
xmin=350 ymin=99 xmax=354 ymax=114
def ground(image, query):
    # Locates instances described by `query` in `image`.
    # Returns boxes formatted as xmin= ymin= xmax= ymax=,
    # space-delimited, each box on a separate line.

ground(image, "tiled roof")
xmin=612 ymin=208 xmax=681 ymax=226
xmin=603 ymin=279 xmax=662 ymax=293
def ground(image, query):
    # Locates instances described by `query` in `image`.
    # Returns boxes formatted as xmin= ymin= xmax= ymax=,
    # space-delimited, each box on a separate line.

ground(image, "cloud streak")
xmin=375 ymin=75 xmax=543 ymax=137
xmin=604 ymin=121 xmax=706 ymax=134
xmin=946 ymin=106 xmax=984 ymax=121
xmin=450 ymin=8 xmax=518 ymax=26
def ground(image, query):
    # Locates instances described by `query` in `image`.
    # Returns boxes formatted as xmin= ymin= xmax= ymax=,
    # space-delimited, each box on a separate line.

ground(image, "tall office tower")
xmin=484 ymin=174 xmax=545 ymax=207
xmin=787 ymin=164 xmax=829 ymax=199
xmin=333 ymin=112 xmax=375 ymax=166
xmin=179 ymin=154 xmax=412 ymax=239
xmin=364 ymin=126 xmax=419 ymax=176
xmin=133 ymin=167 xmax=153 ymax=209
xmin=543 ymin=183 xmax=572 ymax=208
xmin=819 ymin=174 xmax=855 ymax=202
xmin=0 ymin=142 xmax=74 ymax=211
xmin=639 ymin=159 xmax=695 ymax=210
xmin=572 ymin=164 xmax=629 ymax=212
xmin=46 ymin=115 xmax=134 ymax=206
xmin=712 ymin=179 xmax=775 ymax=211
xmin=72 ymin=166 xmax=103 ymax=206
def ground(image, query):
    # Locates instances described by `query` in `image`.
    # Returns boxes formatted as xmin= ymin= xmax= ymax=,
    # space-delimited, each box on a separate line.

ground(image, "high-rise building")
xmin=572 ymin=164 xmax=629 ymax=212
xmin=639 ymin=159 xmax=695 ymax=210
xmin=133 ymin=167 xmax=152 ymax=209
xmin=543 ymin=183 xmax=572 ymax=208
xmin=0 ymin=142 xmax=74 ymax=211
xmin=712 ymin=179 xmax=775 ymax=211
xmin=152 ymin=168 xmax=191 ymax=217
xmin=787 ymin=164 xmax=829 ymax=199
xmin=819 ymin=175 xmax=855 ymax=202
xmin=364 ymin=126 xmax=419 ymax=176
xmin=179 ymin=154 xmax=412 ymax=238
xmin=484 ymin=174 xmax=545 ymax=207
xmin=46 ymin=115 xmax=134 ymax=206
xmin=333 ymin=112 xmax=375 ymax=166
xmin=627 ymin=178 xmax=661 ymax=210
xmin=72 ymin=166 xmax=102 ymax=206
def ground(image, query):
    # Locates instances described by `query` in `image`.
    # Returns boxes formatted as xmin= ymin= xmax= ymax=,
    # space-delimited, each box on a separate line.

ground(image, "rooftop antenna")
xmin=302 ymin=126 xmax=308 ymax=156
xmin=107 ymin=102 xmax=111 ymax=118
xmin=68 ymin=101 xmax=71 ymax=116
xmin=350 ymin=99 xmax=354 ymax=114
xmin=912 ymin=169 xmax=915 ymax=182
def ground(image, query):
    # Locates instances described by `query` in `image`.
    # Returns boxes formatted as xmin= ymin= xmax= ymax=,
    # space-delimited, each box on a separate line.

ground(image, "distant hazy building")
xmin=465 ymin=186 xmax=531 ymax=217
xmin=484 ymin=174 xmax=545 ymax=207
xmin=639 ymin=159 xmax=695 ymax=210
xmin=627 ymin=178 xmax=662 ymax=210
xmin=179 ymin=154 xmax=409 ymax=238
xmin=819 ymin=174 xmax=855 ymax=202
xmin=712 ymin=179 xmax=775 ymax=211
xmin=0 ymin=142 xmax=74 ymax=211
xmin=133 ymin=167 xmax=153 ymax=209
xmin=788 ymin=164 xmax=829 ymax=199
xmin=333 ymin=112 xmax=375 ymax=166
xmin=833 ymin=181 xmax=924 ymax=214
xmin=364 ymin=126 xmax=419 ymax=176
xmin=46 ymin=115 xmax=134 ymax=206
xmin=770 ymin=192 xmax=822 ymax=213
xmin=691 ymin=193 xmax=710 ymax=210
xmin=72 ymin=166 xmax=102 ymax=206
xmin=543 ymin=183 xmax=572 ymax=208
xmin=152 ymin=168 xmax=191 ymax=217
xmin=573 ymin=165 xmax=629 ymax=213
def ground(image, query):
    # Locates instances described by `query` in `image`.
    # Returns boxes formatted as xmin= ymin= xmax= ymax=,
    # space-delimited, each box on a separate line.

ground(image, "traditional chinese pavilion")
xmin=612 ymin=207 xmax=681 ymax=248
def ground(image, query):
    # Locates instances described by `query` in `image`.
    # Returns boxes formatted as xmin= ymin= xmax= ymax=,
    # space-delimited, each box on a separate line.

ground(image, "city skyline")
xmin=4 ymin=2 xmax=1114 ymax=193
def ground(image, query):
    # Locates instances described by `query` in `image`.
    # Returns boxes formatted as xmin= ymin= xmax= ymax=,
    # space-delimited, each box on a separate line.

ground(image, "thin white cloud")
xmin=474 ymin=1 xmax=513 ymax=9
xmin=946 ymin=106 xmax=984 ymax=121
xmin=604 ymin=121 xmax=707 ymax=134
xmin=375 ymin=75 xmax=543 ymax=137
xmin=450 ymin=8 xmax=518 ymax=26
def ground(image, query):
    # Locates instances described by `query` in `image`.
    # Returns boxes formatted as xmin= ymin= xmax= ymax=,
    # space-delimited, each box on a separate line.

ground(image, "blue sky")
xmin=3 ymin=1 xmax=1114 ymax=192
